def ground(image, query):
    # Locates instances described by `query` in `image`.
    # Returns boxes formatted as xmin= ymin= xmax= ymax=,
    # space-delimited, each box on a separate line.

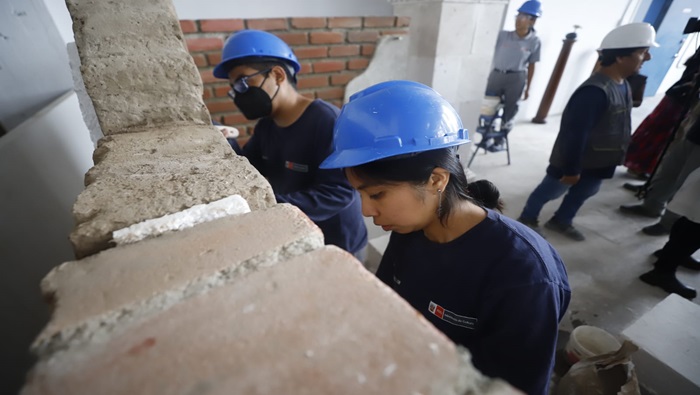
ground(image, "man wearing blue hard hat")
xmin=321 ymin=80 xmax=570 ymax=395
xmin=213 ymin=29 xmax=367 ymax=260
xmin=481 ymin=0 xmax=542 ymax=152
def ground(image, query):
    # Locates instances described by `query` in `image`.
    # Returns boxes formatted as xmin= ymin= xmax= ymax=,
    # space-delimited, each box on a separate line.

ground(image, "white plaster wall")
xmin=172 ymin=0 xmax=393 ymax=19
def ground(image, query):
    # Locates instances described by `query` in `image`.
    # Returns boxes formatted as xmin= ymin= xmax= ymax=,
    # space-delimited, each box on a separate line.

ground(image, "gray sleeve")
xmin=528 ymin=38 xmax=541 ymax=63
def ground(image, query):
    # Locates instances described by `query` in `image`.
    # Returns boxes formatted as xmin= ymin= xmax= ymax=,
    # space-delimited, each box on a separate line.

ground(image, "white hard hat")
xmin=598 ymin=22 xmax=659 ymax=50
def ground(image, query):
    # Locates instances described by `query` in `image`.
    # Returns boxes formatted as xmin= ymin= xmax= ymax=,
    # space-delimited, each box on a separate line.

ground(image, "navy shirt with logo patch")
xmin=241 ymin=100 xmax=367 ymax=254
xmin=376 ymin=209 xmax=570 ymax=395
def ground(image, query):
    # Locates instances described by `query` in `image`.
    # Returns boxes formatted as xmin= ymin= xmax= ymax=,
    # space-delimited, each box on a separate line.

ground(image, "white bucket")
xmin=565 ymin=325 xmax=622 ymax=365
xmin=480 ymin=96 xmax=501 ymax=116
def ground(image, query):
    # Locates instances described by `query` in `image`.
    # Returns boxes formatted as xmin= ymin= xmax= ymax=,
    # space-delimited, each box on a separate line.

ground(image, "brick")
xmin=328 ymin=44 xmax=360 ymax=57
xmin=290 ymin=17 xmax=327 ymax=29
xmin=331 ymin=72 xmax=359 ymax=86
xmin=297 ymin=75 xmax=329 ymax=89
xmin=364 ymin=16 xmax=397 ymax=28
xmin=185 ymin=37 xmax=223 ymax=52
xmin=206 ymin=53 xmax=222 ymax=66
xmin=246 ymin=18 xmax=287 ymax=31
xmin=202 ymin=87 xmax=212 ymax=100
xmin=299 ymin=62 xmax=313 ymax=74
xmin=274 ymin=32 xmax=308 ymax=46
xmin=381 ymin=29 xmax=409 ymax=36
xmin=35 ymin=205 xmax=322 ymax=355
xmin=310 ymin=31 xmax=345 ymax=45
xmin=347 ymin=58 xmax=370 ymax=70
xmin=222 ymin=112 xmax=249 ymax=125
xmin=205 ymin=100 xmax=235 ymax=114
xmin=191 ymin=53 xmax=207 ymax=67
xmin=294 ymin=46 xmax=328 ymax=59
xmin=213 ymin=85 xmax=231 ymax=98
xmin=200 ymin=19 xmax=244 ymax=32
xmin=199 ymin=69 xmax=219 ymax=84
xmin=316 ymin=87 xmax=345 ymax=100
xmin=328 ymin=17 xmax=362 ymax=28
xmin=347 ymin=30 xmax=380 ymax=43
xmin=361 ymin=44 xmax=376 ymax=57
xmin=179 ymin=20 xmax=197 ymax=33
xmin=397 ymin=16 xmax=411 ymax=27
xmin=313 ymin=60 xmax=345 ymax=73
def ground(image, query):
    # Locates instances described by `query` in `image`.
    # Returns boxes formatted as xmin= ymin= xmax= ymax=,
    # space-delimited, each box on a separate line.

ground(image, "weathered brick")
xmin=310 ymin=31 xmax=345 ymax=44
xmin=275 ymin=32 xmax=309 ymax=46
xmin=295 ymin=46 xmax=329 ymax=59
xmin=191 ymin=53 xmax=207 ymax=67
xmin=299 ymin=62 xmax=313 ymax=74
xmin=200 ymin=19 xmax=244 ymax=32
xmin=348 ymin=58 xmax=370 ymax=70
xmin=213 ymin=84 xmax=231 ymax=98
xmin=185 ymin=37 xmax=223 ymax=52
xmin=328 ymin=17 xmax=362 ymax=28
xmin=328 ymin=44 xmax=360 ymax=57
xmin=205 ymin=100 xmax=235 ymax=114
xmin=397 ymin=16 xmax=411 ymax=27
xmin=331 ymin=72 xmax=359 ymax=86
xmin=347 ymin=30 xmax=380 ymax=43
xmin=316 ymin=87 xmax=345 ymax=100
xmin=313 ymin=60 xmax=345 ymax=73
xmin=35 ymin=205 xmax=322 ymax=355
xmin=364 ymin=16 xmax=397 ymax=28
xmin=199 ymin=68 xmax=218 ymax=84
xmin=290 ymin=17 xmax=327 ymax=29
xmin=361 ymin=44 xmax=376 ymax=57
xmin=179 ymin=20 xmax=197 ymax=33
xmin=381 ymin=29 xmax=409 ymax=36
xmin=206 ymin=52 xmax=222 ymax=66
xmin=297 ymin=75 xmax=329 ymax=89
xmin=246 ymin=18 xmax=287 ymax=31
xmin=202 ymin=87 xmax=212 ymax=100
xmin=24 ymin=246 xmax=521 ymax=395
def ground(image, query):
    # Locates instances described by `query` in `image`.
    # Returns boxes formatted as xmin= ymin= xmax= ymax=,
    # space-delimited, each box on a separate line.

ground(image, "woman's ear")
xmin=429 ymin=168 xmax=450 ymax=191
xmin=271 ymin=65 xmax=287 ymax=84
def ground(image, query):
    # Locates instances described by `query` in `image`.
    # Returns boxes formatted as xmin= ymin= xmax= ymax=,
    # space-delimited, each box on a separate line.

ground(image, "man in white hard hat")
xmin=517 ymin=22 xmax=657 ymax=241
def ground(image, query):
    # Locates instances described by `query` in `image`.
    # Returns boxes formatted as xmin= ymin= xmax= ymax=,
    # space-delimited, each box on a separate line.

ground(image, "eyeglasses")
xmin=227 ymin=68 xmax=272 ymax=99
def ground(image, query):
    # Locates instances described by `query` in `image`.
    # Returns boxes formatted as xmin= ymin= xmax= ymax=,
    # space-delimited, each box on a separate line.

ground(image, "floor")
xmin=365 ymin=92 xmax=700 ymax=339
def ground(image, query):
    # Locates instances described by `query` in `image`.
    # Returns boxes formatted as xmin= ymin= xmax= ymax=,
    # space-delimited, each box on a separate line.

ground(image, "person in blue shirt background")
xmin=517 ymin=23 xmax=657 ymax=241
xmin=213 ymin=29 xmax=368 ymax=261
xmin=321 ymin=80 xmax=570 ymax=395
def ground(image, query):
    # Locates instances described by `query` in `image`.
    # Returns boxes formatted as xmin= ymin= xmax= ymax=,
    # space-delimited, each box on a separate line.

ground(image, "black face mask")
xmin=233 ymin=75 xmax=280 ymax=120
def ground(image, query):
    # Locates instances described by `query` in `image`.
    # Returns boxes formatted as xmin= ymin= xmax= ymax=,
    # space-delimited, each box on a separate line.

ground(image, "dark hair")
xmin=599 ymin=47 xmax=647 ymax=67
xmin=467 ymin=179 xmax=505 ymax=212
xmin=347 ymin=147 xmax=475 ymax=225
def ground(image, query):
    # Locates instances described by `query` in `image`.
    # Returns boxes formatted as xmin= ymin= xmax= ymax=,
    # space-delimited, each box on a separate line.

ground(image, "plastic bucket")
xmin=480 ymin=96 xmax=501 ymax=116
xmin=565 ymin=325 xmax=622 ymax=365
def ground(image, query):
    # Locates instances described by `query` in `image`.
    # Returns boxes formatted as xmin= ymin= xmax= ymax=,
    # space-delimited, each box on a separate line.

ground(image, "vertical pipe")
xmin=532 ymin=31 xmax=578 ymax=124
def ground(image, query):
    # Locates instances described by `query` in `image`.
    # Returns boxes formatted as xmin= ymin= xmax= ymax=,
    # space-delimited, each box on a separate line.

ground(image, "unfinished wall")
xmin=21 ymin=0 xmax=521 ymax=393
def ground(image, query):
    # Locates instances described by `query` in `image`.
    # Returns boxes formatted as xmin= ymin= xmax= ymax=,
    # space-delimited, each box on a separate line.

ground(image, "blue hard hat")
xmin=320 ymin=80 xmax=470 ymax=169
xmin=518 ymin=0 xmax=542 ymax=17
xmin=213 ymin=30 xmax=301 ymax=79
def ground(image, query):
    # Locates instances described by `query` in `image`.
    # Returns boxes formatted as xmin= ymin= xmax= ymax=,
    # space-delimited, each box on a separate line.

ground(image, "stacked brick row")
xmin=21 ymin=0 xmax=521 ymax=393
xmin=181 ymin=16 xmax=409 ymax=145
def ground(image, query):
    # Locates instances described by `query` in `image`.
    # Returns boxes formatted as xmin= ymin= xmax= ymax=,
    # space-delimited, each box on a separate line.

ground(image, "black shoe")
xmin=622 ymin=183 xmax=643 ymax=193
xmin=544 ymin=218 xmax=585 ymax=241
xmin=487 ymin=143 xmax=506 ymax=152
xmin=639 ymin=270 xmax=697 ymax=299
xmin=642 ymin=223 xmax=670 ymax=236
xmin=619 ymin=204 xmax=661 ymax=218
xmin=652 ymin=250 xmax=700 ymax=271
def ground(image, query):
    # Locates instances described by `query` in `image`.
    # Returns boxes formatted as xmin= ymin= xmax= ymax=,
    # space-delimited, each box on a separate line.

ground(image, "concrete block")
xmin=70 ymin=155 xmax=276 ymax=258
xmin=35 ymin=204 xmax=323 ymax=356
xmin=24 ymin=246 xmax=520 ymax=395
xmin=85 ymin=125 xmax=234 ymax=185
xmin=621 ymin=294 xmax=700 ymax=394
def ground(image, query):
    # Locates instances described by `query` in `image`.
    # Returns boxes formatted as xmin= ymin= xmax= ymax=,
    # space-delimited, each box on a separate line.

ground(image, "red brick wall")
xmin=181 ymin=17 xmax=409 ymax=145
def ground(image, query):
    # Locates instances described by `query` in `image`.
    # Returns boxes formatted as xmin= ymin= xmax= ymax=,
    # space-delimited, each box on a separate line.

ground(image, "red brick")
xmin=364 ymin=17 xmax=397 ymax=28
xmin=328 ymin=17 xmax=362 ymax=28
xmin=214 ymin=85 xmax=231 ymax=98
xmin=223 ymin=113 xmax=250 ymax=125
xmin=328 ymin=45 xmax=360 ymax=57
xmin=191 ymin=53 xmax=207 ymax=67
xmin=347 ymin=31 xmax=380 ymax=43
xmin=381 ymin=29 xmax=409 ymax=36
xmin=274 ymin=32 xmax=308 ymax=46
xmin=361 ymin=44 xmax=376 ymax=57
xmin=246 ymin=18 xmax=287 ymax=31
xmin=200 ymin=19 xmax=245 ymax=32
xmin=347 ymin=58 xmax=369 ymax=70
xmin=310 ymin=31 xmax=345 ymax=45
xmin=299 ymin=63 xmax=313 ymax=74
xmin=297 ymin=75 xmax=328 ymax=89
xmin=179 ymin=20 xmax=198 ymax=33
xmin=290 ymin=17 xmax=327 ymax=29
xmin=316 ymin=87 xmax=345 ymax=100
xmin=330 ymin=72 xmax=359 ymax=86
xmin=206 ymin=100 xmax=235 ymax=114
xmin=202 ymin=87 xmax=212 ymax=100
xmin=207 ymin=53 xmax=222 ymax=66
xmin=294 ymin=46 xmax=328 ymax=59
xmin=313 ymin=60 xmax=345 ymax=73
xmin=200 ymin=69 xmax=221 ymax=84
xmin=186 ymin=37 xmax=223 ymax=52
xmin=397 ymin=16 xmax=411 ymax=27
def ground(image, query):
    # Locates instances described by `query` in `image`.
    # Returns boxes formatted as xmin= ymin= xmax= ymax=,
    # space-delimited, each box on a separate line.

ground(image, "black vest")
xmin=550 ymin=73 xmax=632 ymax=170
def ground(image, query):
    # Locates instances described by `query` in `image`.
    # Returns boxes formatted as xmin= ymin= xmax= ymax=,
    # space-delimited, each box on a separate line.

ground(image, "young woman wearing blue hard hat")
xmin=321 ymin=80 xmax=570 ymax=395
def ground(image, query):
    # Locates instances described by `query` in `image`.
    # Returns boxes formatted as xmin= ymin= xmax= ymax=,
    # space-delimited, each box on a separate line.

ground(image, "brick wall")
xmin=181 ymin=17 xmax=409 ymax=145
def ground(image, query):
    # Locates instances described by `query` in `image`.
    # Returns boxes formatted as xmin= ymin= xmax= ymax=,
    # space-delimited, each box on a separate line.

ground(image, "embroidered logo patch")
xmin=285 ymin=161 xmax=309 ymax=173
xmin=428 ymin=301 xmax=478 ymax=330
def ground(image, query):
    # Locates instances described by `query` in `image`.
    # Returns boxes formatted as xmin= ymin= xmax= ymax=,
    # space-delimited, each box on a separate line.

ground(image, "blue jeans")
xmin=520 ymin=174 xmax=603 ymax=226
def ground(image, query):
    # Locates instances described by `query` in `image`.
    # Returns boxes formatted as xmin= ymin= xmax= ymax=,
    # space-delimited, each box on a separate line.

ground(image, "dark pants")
xmin=655 ymin=217 xmax=700 ymax=273
xmin=520 ymin=174 xmax=603 ymax=226
xmin=485 ymin=70 xmax=527 ymax=125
